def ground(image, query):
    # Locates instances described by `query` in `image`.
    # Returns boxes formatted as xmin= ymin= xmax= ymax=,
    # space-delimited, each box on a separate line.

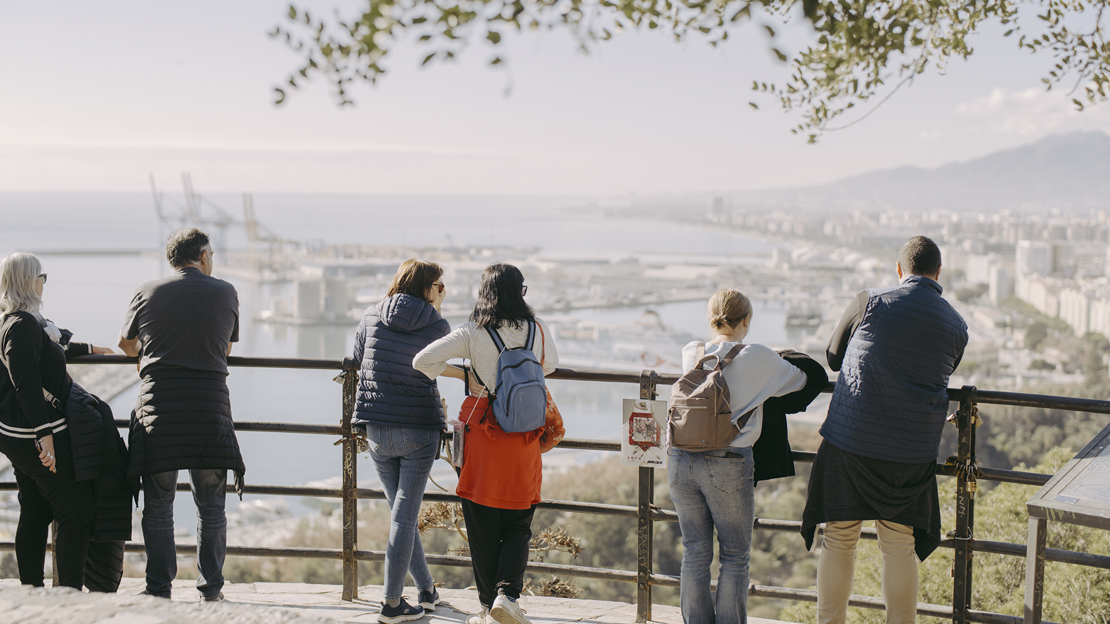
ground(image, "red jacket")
xmin=456 ymin=395 xmax=542 ymax=510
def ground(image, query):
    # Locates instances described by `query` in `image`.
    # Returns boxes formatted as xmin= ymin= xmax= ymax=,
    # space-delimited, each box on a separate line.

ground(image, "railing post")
xmin=952 ymin=385 xmax=979 ymax=623
xmin=636 ymin=370 xmax=658 ymax=623
xmin=340 ymin=357 xmax=360 ymax=601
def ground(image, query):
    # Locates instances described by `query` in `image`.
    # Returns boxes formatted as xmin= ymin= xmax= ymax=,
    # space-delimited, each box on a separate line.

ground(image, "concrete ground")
xmin=0 ymin=578 xmax=795 ymax=624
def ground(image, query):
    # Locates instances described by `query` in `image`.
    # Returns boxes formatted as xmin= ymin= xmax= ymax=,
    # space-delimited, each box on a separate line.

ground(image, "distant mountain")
xmin=765 ymin=131 xmax=1110 ymax=211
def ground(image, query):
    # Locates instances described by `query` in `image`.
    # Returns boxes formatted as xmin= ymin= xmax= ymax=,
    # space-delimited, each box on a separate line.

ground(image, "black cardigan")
xmin=752 ymin=349 xmax=829 ymax=484
xmin=0 ymin=311 xmax=90 ymax=440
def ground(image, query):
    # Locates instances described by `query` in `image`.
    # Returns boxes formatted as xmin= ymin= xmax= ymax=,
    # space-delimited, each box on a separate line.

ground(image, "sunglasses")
xmin=38 ymin=273 xmax=47 ymax=284
xmin=432 ymin=282 xmax=445 ymax=294
xmin=522 ymin=285 xmax=528 ymax=296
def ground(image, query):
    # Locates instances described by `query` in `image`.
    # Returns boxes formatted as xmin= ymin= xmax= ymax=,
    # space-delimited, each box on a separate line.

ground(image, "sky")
xmin=1 ymin=1 xmax=1108 ymax=196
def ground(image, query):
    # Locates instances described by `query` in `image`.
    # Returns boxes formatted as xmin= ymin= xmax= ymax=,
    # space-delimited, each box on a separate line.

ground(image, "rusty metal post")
xmin=952 ymin=385 xmax=979 ymax=623
xmin=636 ymin=370 xmax=658 ymax=623
xmin=340 ymin=357 xmax=359 ymax=601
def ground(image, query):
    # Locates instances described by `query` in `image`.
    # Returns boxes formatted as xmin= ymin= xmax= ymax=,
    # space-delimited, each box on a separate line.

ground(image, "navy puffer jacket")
xmin=822 ymin=276 xmax=968 ymax=464
xmin=352 ymin=294 xmax=450 ymax=429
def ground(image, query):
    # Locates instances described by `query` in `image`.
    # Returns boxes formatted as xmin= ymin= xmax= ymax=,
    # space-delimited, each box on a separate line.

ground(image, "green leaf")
xmin=487 ymin=31 xmax=502 ymax=44
xmin=422 ymin=52 xmax=436 ymax=66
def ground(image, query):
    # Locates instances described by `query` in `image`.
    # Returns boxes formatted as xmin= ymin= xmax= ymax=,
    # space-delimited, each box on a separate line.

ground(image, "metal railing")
xmin=2 ymin=355 xmax=1109 ymax=623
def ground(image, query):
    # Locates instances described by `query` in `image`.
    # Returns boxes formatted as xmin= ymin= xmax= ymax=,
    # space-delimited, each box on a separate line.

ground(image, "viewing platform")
xmin=4 ymin=354 xmax=1110 ymax=624
xmin=0 ymin=578 xmax=794 ymax=623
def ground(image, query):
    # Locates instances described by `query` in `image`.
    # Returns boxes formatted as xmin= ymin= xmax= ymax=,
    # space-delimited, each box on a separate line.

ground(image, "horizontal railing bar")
xmin=977 ymin=467 xmax=1051 ymax=486
xmin=69 ymin=354 xmax=349 ymax=370
xmin=66 ymin=353 xmax=1110 ymax=416
xmin=108 ymin=418 xmax=344 ymax=435
xmin=973 ymin=389 xmax=1110 ymax=415
xmin=966 ymin=539 xmax=1110 ymax=569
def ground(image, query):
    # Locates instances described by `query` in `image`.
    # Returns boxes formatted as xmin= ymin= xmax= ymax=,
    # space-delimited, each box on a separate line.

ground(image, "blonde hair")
xmin=707 ymin=288 xmax=752 ymax=332
xmin=0 ymin=253 xmax=44 ymax=318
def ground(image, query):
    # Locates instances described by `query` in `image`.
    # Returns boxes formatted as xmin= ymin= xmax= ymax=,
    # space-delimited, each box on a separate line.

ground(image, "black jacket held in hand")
xmin=752 ymin=349 xmax=829 ymax=484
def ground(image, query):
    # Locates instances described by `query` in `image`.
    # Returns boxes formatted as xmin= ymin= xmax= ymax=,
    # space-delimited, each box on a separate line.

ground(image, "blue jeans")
xmin=668 ymin=446 xmax=755 ymax=624
xmin=142 ymin=469 xmax=227 ymax=599
xmin=366 ymin=424 xmax=438 ymax=600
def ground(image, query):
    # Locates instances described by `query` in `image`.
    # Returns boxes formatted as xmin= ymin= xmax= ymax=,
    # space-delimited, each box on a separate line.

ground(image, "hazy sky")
xmin=2 ymin=1 xmax=1108 ymax=195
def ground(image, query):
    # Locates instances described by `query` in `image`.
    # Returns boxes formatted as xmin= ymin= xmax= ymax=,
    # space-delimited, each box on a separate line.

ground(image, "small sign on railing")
xmin=622 ymin=399 xmax=668 ymax=467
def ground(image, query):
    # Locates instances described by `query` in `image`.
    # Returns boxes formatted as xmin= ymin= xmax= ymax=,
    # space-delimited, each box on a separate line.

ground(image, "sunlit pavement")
xmin=0 ymin=578 xmax=795 ymax=623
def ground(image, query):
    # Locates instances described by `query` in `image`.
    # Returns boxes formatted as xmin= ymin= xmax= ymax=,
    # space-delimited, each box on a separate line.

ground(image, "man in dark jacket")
xmin=801 ymin=236 xmax=968 ymax=624
xmin=118 ymin=228 xmax=243 ymax=602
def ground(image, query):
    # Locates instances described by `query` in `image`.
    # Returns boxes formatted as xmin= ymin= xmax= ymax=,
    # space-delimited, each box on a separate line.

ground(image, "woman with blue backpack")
xmin=353 ymin=259 xmax=468 ymax=624
xmin=413 ymin=263 xmax=559 ymax=624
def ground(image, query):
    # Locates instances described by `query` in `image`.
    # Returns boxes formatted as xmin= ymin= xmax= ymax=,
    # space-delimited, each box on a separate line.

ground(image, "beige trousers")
xmin=816 ymin=520 xmax=919 ymax=624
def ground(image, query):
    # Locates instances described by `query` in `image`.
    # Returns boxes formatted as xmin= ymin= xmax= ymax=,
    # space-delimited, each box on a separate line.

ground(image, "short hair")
xmin=0 ymin=252 xmax=44 ymax=317
xmin=387 ymin=259 xmax=444 ymax=300
xmin=707 ymin=289 xmax=752 ymax=332
xmin=899 ymin=236 xmax=942 ymax=277
xmin=470 ymin=263 xmax=535 ymax=330
xmin=166 ymin=228 xmax=211 ymax=268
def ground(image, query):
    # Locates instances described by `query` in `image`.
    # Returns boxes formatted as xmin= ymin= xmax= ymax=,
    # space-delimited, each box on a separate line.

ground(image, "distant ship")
xmin=551 ymin=310 xmax=696 ymax=372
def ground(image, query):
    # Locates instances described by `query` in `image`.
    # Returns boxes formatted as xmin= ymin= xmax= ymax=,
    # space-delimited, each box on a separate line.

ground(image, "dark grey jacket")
xmin=822 ymin=276 xmax=968 ymax=464
xmin=352 ymin=294 xmax=450 ymax=430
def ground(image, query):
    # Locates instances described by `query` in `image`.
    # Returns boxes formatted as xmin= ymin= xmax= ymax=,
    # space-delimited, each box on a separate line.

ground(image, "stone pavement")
xmin=0 ymin=578 xmax=793 ymax=623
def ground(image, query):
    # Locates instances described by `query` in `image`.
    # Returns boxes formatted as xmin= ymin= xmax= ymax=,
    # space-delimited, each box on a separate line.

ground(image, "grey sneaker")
xmin=490 ymin=594 xmax=530 ymax=624
xmin=418 ymin=587 xmax=440 ymax=611
xmin=201 ymin=591 xmax=226 ymax=603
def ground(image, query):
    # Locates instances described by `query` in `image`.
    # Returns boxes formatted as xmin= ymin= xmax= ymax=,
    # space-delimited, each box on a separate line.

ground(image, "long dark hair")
xmin=470 ymin=263 xmax=534 ymax=329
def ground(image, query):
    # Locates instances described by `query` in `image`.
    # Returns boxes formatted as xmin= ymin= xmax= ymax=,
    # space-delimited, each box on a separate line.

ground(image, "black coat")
xmin=127 ymin=368 xmax=245 ymax=479
xmin=752 ymin=349 xmax=828 ymax=484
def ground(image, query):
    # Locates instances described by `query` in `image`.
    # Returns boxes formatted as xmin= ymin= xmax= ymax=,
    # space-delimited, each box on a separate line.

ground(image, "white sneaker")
xmin=466 ymin=607 xmax=491 ymax=624
xmin=490 ymin=594 xmax=530 ymax=624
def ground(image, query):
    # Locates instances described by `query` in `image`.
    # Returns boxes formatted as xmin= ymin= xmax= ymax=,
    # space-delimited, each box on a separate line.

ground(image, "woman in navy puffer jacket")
xmin=352 ymin=259 xmax=466 ymax=624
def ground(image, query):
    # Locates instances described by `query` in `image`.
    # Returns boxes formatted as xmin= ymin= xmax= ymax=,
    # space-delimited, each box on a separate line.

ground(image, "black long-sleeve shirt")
xmin=0 ymin=311 xmax=90 ymax=439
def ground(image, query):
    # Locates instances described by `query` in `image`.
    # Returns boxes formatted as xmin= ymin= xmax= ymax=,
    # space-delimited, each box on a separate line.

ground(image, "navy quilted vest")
xmin=352 ymin=294 xmax=450 ymax=429
xmin=821 ymin=276 xmax=968 ymax=463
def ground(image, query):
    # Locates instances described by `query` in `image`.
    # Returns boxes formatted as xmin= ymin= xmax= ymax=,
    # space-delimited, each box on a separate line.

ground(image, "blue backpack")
xmin=483 ymin=321 xmax=548 ymax=433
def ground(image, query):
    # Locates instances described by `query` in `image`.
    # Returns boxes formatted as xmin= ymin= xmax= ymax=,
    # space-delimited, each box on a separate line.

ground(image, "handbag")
xmin=536 ymin=322 xmax=565 ymax=453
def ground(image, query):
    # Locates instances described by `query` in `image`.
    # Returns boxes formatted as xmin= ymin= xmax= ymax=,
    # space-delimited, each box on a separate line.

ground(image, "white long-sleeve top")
xmin=680 ymin=341 xmax=807 ymax=448
xmin=413 ymin=318 xmax=559 ymax=389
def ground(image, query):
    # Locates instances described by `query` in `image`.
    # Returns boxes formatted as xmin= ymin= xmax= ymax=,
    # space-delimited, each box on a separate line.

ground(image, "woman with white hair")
xmin=0 ymin=252 xmax=113 ymax=588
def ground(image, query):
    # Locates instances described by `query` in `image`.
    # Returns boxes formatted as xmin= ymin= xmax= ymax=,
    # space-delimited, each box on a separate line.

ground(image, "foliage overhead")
xmin=271 ymin=0 xmax=1110 ymax=140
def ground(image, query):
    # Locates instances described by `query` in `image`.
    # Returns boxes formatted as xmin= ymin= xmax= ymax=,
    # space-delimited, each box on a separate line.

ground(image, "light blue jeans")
xmin=668 ymin=446 xmax=755 ymax=624
xmin=366 ymin=424 xmax=438 ymax=601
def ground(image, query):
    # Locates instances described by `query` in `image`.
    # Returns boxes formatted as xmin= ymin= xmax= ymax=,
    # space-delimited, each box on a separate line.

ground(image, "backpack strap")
xmin=525 ymin=320 xmax=536 ymax=352
xmin=485 ymin=325 xmax=507 ymax=352
xmin=717 ymin=344 xmax=746 ymax=369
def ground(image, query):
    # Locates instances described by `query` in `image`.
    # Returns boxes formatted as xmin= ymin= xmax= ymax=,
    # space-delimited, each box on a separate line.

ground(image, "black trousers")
xmin=461 ymin=499 xmax=536 ymax=608
xmin=0 ymin=431 xmax=94 ymax=588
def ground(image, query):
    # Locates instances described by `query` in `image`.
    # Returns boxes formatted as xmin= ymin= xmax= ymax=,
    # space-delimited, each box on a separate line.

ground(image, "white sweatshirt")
xmin=413 ymin=318 xmax=559 ymax=389
xmin=680 ymin=341 xmax=807 ymax=448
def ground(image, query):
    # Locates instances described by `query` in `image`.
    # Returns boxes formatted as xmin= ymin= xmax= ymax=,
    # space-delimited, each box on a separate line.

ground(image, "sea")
xmin=0 ymin=192 xmax=814 ymax=529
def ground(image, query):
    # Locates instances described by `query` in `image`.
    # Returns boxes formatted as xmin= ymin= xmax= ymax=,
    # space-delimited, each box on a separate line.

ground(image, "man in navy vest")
xmin=801 ymin=236 xmax=968 ymax=624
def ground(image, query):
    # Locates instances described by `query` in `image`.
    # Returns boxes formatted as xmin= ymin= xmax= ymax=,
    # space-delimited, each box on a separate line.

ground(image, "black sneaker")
xmin=379 ymin=598 xmax=425 ymax=624
xmin=201 ymin=591 xmax=226 ymax=603
xmin=418 ymin=587 xmax=441 ymax=611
